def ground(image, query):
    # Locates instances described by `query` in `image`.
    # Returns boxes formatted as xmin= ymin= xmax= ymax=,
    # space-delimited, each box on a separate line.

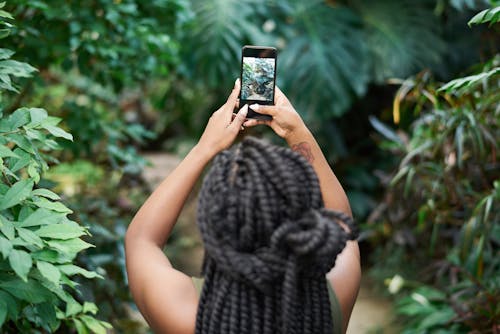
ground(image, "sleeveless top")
xmin=191 ymin=277 xmax=342 ymax=334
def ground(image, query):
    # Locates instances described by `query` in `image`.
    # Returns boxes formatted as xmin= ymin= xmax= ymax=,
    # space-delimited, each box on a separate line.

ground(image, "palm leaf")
xmin=278 ymin=2 xmax=369 ymax=117
xmin=186 ymin=0 xmax=269 ymax=87
xmin=352 ymin=0 xmax=446 ymax=82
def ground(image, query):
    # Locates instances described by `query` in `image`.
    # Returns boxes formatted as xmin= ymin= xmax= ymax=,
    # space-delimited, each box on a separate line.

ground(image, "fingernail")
xmin=235 ymin=78 xmax=240 ymax=86
xmin=241 ymin=104 xmax=248 ymax=116
xmin=251 ymin=104 xmax=259 ymax=110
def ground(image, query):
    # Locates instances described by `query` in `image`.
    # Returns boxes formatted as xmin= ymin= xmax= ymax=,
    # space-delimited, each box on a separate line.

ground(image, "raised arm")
xmin=244 ymin=88 xmax=361 ymax=333
xmin=125 ymin=80 xmax=247 ymax=333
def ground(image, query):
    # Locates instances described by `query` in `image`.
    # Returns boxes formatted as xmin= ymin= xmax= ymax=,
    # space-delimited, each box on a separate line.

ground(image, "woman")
xmin=125 ymin=79 xmax=361 ymax=334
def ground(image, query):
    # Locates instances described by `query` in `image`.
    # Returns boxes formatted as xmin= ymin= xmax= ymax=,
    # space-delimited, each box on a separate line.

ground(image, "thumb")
xmin=228 ymin=104 xmax=248 ymax=131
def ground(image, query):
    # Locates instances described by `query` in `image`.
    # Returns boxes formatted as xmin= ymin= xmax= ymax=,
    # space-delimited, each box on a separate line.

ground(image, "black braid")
xmin=195 ymin=136 xmax=358 ymax=334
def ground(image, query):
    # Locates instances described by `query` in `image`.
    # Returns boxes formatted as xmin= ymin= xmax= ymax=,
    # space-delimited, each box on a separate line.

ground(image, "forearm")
xmin=285 ymin=126 xmax=352 ymax=217
xmin=126 ymin=144 xmax=213 ymax=248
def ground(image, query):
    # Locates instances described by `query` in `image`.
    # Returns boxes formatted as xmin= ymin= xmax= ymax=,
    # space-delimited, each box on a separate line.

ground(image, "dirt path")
xmin=141 ymin=152 xmax=397 ymax=333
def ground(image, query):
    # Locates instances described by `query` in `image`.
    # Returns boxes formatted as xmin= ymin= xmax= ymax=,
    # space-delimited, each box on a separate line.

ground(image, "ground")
xmin=140 ymin=152 xmax=397 ymax=333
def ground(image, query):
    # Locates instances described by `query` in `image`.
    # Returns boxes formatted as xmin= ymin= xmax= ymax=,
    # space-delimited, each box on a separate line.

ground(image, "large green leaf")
xmin=353 ymin=0 xmax=445 ymax=82
xmin=35 ymin=221 xmax=87 ymax=240
xmin=8 ymin=249 xmax=33 ymax=281
xmin=0 ymin=179 xmax=33 ymax=211
xmin=282 ymin=2 xmax=370 ymax=117
xmin=187 ymin=0 xmax=268 ymax=86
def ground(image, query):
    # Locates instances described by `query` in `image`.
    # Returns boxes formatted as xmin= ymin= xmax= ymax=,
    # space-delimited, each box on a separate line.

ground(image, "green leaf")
xmin=0 ymin=9 xmax=13 ymax=19
xmin=37 ymin=261 xmax=61 ymax=285
xmin=35 ymin=221 xmax=86 ymax=239
xmin=0 ymin=278 xmax=52 ymax=303
xmin=0 ymin=235 xmax=12 ymax=258
xmin=8 ymin=148 xmax=31 ymax=173
xmin=8 ymin=249 xmax=33 ymax=281
xmin=0 ymin=29 xmax=10 ymax=40
xmin=80 ymin=315 xmax=109 ymax=334
xmin=369 ymin=116 xmax=405 ymax=147
xmin=353 ymin=0 xmax=444 ymax=82
xmin=31 ymin=188 xmax=61 ymax=200
xmin=16 ymin=227 xmax=44 ymax=248
xmin=32 ymin=197 xmax=73 ymax=213
xmin=28 ymin=108 xmax=48 ymax=125
xmin=0 ymin=290 xmax=18 ymax=323
xmin=2 ymin=107 xmax=30 ymax=131
xmin=66 ymin=296 xmax=83 ymax=317
xmin=74 ymin=318 xmax=89 ymax=334
xmin=47 ymin=238 xmax=94 ymax=256
xmin=20 ymin=208 xmax=65 ymax=227
xmin=0 ymin=298 xmax=6 ymax=328
xmin=27 ymin=162 xmax=40 ymax=183
xmin=5 ymin=133 xmax=34 ymax=153
xmin=58 ymin=264 xmax=102 ymax=279
xmin=32 ymin=249 xmax=67 ymax=264
xmin=0 ymin=145 xmax=19 ymax=158
xmin=438 ymin=67 xmax=500 ymax=93
xmin=82 ymin=302 xmax=98 ymax=315
xmin=417 ymin=308 xmax=455 ymax=330
xmin=35 ymin=302 xmax=59 ymax=332
xmin=0 ymin=48 xmax=14 ymax=60
xmin=0 ymin=60 xmax=37 ymax=78
xmin=0 ymin=179 xmax=33 ymax=211
xmin=468 ymin=5 xmax=500 ymax=26
xmin=0 ymin=216 xmax=14 ymax=239
xmin=44 ymin=125 xmax=73 ymax=141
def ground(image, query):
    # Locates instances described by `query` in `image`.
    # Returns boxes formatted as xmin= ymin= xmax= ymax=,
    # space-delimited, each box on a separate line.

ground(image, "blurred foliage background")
xmin=0 ymin=0 xmax=498 ymax=332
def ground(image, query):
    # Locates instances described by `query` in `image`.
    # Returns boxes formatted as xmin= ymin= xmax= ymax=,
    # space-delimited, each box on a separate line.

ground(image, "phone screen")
xmin=239 ymin=46 xmax=277 ymax=120
xmin=241 ymin=56 xmax=276 ymax=103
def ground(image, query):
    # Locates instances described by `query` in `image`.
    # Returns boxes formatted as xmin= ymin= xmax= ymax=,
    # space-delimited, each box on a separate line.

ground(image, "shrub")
xmin=0 ymin=3 xmax=110 ymax=333
xmin=368 ymin=4 xmax=499 ymax=332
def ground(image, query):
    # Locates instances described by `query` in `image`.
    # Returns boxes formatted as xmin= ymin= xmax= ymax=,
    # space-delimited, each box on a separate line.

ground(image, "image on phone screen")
xmin=241 ymin=57 xmax=276 ymax=102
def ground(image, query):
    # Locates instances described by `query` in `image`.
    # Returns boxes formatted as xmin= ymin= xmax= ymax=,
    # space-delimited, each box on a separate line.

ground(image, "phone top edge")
xmin=242 ymin=45 xmax=277 ymax=51
xmin=241 ymin=45 xmax=278 ymax=58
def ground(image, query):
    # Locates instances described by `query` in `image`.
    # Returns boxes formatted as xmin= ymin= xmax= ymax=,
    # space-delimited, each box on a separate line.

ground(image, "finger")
xmin=223 ymin=79 xmax=241 ymax=120
xmin=250 ymin=104 xmax=278 ymax=116
xmin=242 ymin=118 xmax=270 ymax=127
xmin=228 ymin=104 xmax=248 ymax=132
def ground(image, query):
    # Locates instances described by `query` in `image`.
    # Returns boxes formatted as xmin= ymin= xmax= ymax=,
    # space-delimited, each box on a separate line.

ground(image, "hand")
xmin=242 ymin=86 xmax=306 ymax=142
xmin=197 ymin=79 xmax=248 ymax=157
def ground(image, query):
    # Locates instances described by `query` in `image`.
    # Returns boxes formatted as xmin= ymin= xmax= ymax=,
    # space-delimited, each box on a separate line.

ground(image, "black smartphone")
xmin=239 ymin=45 xmax=277 ymax=120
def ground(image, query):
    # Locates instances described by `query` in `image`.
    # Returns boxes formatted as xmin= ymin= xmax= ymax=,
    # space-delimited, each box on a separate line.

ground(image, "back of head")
xmin=196 ymin=136 xmax=357 ymax=334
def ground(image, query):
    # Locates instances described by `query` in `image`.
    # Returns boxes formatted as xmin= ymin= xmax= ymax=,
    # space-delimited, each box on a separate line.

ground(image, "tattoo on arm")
xmin=291 ymin=141 xmax=314 ymax=163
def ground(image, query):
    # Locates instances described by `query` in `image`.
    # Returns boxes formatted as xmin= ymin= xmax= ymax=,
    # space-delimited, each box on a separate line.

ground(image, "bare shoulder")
xmin=126 ymin=239 xmax=198 ymax=334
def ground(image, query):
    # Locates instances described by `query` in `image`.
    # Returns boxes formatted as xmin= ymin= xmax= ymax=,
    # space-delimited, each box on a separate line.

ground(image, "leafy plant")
xmin=368 ymin=4 xmax=499 ymax=332
xmin=0 ymin=4 xmax=111 ymax=333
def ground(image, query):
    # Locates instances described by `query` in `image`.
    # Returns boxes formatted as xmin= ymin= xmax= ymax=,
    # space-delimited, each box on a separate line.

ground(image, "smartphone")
xmin=239 ymin=45 xmax=277 ymax=120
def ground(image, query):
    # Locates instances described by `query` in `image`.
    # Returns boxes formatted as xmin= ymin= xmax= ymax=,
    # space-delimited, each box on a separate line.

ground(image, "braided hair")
xmin=195 ymin=136 xmax=358 ymax=334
